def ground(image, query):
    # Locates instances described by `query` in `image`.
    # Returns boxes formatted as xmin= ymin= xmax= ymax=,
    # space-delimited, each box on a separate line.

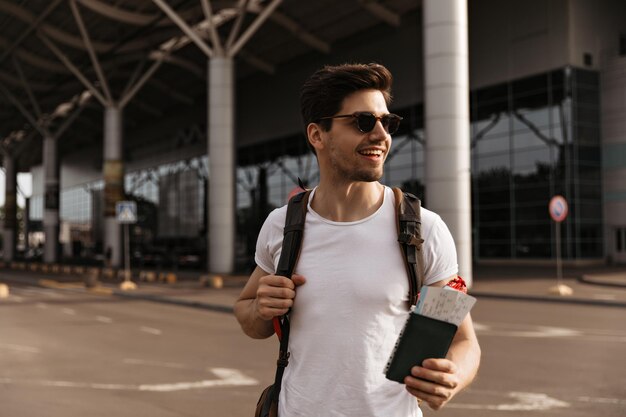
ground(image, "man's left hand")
xmin=404 ymin=358 xmax=461 ymax=410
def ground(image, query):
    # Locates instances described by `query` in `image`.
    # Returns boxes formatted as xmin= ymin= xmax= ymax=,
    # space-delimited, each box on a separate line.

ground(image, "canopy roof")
xmin=0 ymin=0 xmax=420 ymax=170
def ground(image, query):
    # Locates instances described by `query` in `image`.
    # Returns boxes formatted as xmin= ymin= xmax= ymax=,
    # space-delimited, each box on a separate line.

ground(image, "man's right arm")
xmin=234 ymin=266 xmax=305 ymax=339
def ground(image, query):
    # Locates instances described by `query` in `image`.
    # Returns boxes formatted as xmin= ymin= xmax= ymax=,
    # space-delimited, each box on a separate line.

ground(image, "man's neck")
xmin=310 ymin=180 xmax=385 ymax=222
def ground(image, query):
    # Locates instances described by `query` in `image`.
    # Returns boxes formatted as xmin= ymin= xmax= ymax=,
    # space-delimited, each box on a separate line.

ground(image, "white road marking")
xmin=139 ymin=369 xmax=258 ymax=391
xmin=0 ymin=368 xmax=259 ymax=392
xmin=577 ymin=396 xmax=626 ymax=406
xmin=449 ymin=391 xmax=570 ymax=411
xmin=140 ymin=326 xmax=162 ymax=335
xmin=474 ymin=321 xmax=626 ymax=343
xmin=61 ymin=308 xmax=76 ymax=315
xmin=472 ymin=322 xmax=491 ymax=331
xmin=474 ymin=322 xmax=581 ymax=338
xmin=0 ymin=343 xmax=40 ymax=354
xmin=123 ymin=358 xmax=186 ymax=369
xmin=16 ymin=287 xmax=63 ymax=298
xmin=36 ymin=302 xmax=48 ymax=309
xmin=451 ymin=389 xmax=626 ymax=411
xmin=9 ymin=295 xmax=24 ymax=302
xmin=96 ymin=316 xmax=113 ymax=323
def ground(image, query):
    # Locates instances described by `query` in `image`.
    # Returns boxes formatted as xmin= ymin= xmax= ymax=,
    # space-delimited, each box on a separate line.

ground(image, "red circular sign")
xmin=549 ymin=195 xmax=568 ymax=222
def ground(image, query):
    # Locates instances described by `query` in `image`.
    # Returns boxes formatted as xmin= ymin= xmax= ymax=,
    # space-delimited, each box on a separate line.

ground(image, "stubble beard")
xmin=328 ymin=141 xmax=385 ymax=183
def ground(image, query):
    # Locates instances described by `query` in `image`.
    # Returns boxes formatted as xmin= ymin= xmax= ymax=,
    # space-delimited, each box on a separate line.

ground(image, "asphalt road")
xmin=1 ymin=283 xmax=625 ymax=417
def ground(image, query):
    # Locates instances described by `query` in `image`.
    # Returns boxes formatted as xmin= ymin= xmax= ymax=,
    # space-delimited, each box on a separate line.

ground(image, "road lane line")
xmin=123 ymin=358 xmax=186 ymax=369
xmin=0 ymin=343 xmax=40 ymax=354
xmin=577 ymin=396 xmax=626 ymax=406
xmin=474 ymin=321 xmax=626 ymax=342
xmin=448 ymin=391 xmax=570 ymax=411
xmin=36 ymin=302 xmax=48 ymax=309
xmin=96 ymin=316 xmax=113 ymax=323
xmin=140 ymin=326 xmax=162 ymax=335
xmin=0 ymin=368 xmax=259 ymax=392
xmin=451 ymin=389 xmax=626 ymax=411
xmin=13 ymin=287 xmax=60 ymax=297
xmin=61 ymin=308 xmax=76 ymax=315
xmin=139 ymin=369 xmax=258 ymax=391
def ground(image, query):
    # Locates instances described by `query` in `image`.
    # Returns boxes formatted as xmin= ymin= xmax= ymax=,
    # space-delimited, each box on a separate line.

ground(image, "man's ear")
xmin=306 ymin=122 xmax=325 ymax=152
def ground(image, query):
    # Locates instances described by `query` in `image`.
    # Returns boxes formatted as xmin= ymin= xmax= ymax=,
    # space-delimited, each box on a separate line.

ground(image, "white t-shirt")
xmin=255 ymin=186 xmax=458 ymax=417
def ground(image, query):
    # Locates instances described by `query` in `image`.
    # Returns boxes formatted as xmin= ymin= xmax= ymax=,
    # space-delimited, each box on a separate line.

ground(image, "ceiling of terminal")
xmin=0 ymin=0 xmax=420 ymax=171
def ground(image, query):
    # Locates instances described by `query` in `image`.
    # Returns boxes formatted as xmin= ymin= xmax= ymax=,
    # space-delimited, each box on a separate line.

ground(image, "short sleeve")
xmin=421 ymin=214 xmax=458 ymax=286
xmin=254 ymin=207 xmax=287 ymax=274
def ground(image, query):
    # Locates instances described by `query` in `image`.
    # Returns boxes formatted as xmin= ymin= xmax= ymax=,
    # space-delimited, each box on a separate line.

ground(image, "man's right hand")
xmin=255 ymin=274 xmax=306 ymax=321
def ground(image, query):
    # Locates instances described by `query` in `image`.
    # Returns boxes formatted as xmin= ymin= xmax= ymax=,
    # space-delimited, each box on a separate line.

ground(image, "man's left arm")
xmin=404 ymin=276 xmax=481 ymax=410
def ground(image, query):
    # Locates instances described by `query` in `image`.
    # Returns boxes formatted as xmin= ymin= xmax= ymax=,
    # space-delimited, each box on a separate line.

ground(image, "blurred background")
xmin=0 ymin=0 xmax=624 ymax=275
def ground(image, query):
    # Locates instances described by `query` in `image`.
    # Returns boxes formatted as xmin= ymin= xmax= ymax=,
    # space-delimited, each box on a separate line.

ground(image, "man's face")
xmin=321 ymin=89 xmax=392 ymax=183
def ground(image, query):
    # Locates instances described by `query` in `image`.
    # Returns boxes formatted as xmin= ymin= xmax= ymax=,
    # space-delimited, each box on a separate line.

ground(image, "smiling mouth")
xmin=358 ymin=149 xmax=384 ymax=157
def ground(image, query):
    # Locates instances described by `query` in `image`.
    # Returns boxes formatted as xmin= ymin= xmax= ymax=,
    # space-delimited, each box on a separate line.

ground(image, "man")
xmin=234 ymin=63 xmax=480 ymax=416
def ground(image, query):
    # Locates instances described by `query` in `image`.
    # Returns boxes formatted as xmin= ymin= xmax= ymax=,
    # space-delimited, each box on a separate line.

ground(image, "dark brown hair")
xmin=300 ymin=63 xmax=393 ymax=152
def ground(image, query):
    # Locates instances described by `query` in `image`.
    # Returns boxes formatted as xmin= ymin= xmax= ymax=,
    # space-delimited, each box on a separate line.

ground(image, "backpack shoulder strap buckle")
xmin=397 ymin=233 xmax=424 ymax=249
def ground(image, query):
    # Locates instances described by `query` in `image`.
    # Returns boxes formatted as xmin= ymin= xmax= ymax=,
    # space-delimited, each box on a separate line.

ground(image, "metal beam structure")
xmin=359 ymin=0 xmax=401 ymax=27
xmin=0 ymin=0 xmax=423 ymax=272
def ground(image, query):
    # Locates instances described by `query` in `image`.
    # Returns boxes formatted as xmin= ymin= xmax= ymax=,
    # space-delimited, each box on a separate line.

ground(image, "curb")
xmin=4 ymin=275 xmax=625 ymax=310
xmin=109 ymin=290 xmax=234 ymax=314
xmin=577 ymin=275 xmax=626 ymax=289
xmin=470 ymin=291 xmax=626 ymax=308
xmin=112 ymin=288 xmax=626 ymax=311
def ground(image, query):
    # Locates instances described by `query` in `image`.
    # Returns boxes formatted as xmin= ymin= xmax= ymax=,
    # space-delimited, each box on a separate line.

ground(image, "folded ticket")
xmin=413 ymin=286 xmax=476 ymax=326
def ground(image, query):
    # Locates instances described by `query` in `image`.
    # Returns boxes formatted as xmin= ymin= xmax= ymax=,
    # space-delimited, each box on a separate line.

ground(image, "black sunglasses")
xmin=318 ymin=112 xmax=403 ymax=135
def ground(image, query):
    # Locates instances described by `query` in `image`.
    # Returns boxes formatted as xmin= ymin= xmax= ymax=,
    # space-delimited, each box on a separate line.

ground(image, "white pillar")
xmin=423 ymin=0 xmax=472 ymax=285
xmin=208 ymin=57 xmax=235 ymax=273
xmin=43 ymin=136 xmax=60 ymax=263
xmin=103 ymin=106 xmax=123 ymax=268
xmin=2 ymin=155 xmax=16 ymax=262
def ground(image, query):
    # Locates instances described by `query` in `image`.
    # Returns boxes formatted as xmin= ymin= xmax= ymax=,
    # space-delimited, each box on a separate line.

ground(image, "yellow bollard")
xmin=0 ymin=283 xmax=9 ymax=298
xmin=165 ymin=273 xmax=177 ymax=284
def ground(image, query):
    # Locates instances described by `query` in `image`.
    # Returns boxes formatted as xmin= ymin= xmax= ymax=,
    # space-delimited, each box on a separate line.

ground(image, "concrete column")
xmin=43 ymin=136 xmax=60 ymax=263
xmin=2 ymin=155 xmax=17 ymax=262
xmin=208 ymin=57 xmax=235 ymax=273
xmin=423 ymin=0 xmax=472 ymax=285
xmin=24 ymin=197 xmax=30 ymax=253
xmin=103 ymin=106 xmax=124 ymax=268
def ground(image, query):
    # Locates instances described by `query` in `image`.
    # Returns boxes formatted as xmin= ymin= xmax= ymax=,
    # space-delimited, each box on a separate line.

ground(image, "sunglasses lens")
xmin=385 ymin=115 xmax=401 ymax=134
xmin=356 ymin=114 xmax=377 ymax=133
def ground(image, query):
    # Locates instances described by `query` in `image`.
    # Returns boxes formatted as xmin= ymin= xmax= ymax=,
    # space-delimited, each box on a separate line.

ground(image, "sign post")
xmin=116 ymin=201 xmax=137 ymax=291
xmin=548 ymin=195 xmax=572 ymax=296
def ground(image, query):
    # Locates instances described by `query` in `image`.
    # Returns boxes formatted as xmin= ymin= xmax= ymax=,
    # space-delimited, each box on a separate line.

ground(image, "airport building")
xmin=1 ymin=0 xmax=625 ymax=279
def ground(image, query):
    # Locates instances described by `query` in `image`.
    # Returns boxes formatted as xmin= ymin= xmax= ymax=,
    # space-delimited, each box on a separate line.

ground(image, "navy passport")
xmin=385 ymin=313 xmax=458 ymax=383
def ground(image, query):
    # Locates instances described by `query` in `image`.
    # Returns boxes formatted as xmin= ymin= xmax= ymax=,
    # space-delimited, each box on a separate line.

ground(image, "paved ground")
xmin=2 ymin=263 xmax=626 ymax=417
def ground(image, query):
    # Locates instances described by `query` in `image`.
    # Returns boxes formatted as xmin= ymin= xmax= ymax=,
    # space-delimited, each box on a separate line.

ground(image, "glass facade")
xmin=235 ymin=67 xmax=603 ymax=265
xmin=28 ymin=157 xmax=207 ymax=266
xmin=471 ymin=68 xmax=602 ymax=259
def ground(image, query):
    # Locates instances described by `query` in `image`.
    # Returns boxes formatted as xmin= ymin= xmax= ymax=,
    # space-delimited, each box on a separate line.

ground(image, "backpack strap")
xmin=393 ymin=187 xmax=426 ymax=306
xmin=269 ymin=189 xmax=311 ymax=404
xmin=276 ymin=189 xmax=310 ymax=277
